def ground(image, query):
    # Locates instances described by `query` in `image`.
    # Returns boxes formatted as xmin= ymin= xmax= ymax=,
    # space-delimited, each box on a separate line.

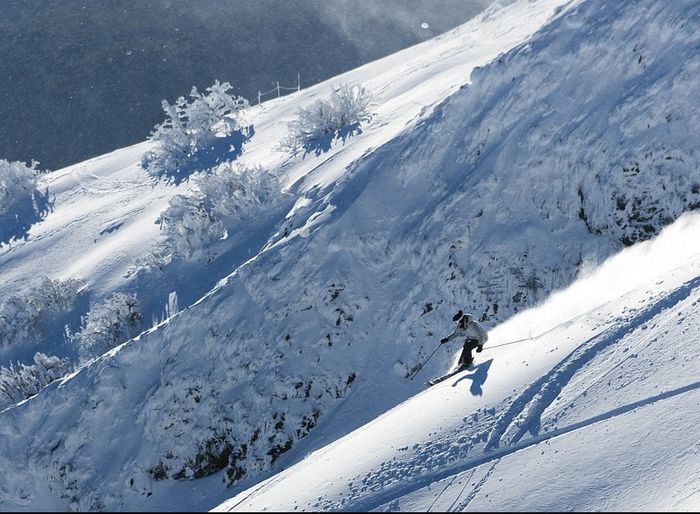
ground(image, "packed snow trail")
xmin=218 ymin=212 xmax=700 ymax=512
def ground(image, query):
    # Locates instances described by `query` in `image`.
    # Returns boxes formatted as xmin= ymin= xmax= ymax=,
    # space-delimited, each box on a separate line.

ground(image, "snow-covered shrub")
xmin=0 ymin=353 xmax=71 ymax=409
xmin=282 ymin=83 xmax=372 ymax=153
xmin=141 ymin=81 xmax=252 ymax=182
xmin=0 ymin=158 xmax=51 ymax=245
xmin=76 ymin=293 xmax=142 ymax=359
xmin=196 ymin=162 xmax=279 ymax=220
xmin=155 ymin=192 xmax=226 ymax=263
xmin=141 ymin=162 xmax=279 ymax=269
xmin=0 ymin=277 xmax=83 ymax=348
xmin=30 ymin=276 xmax=84 ymax=313
xmin=0 ymin=159 xmax=40 ymax=216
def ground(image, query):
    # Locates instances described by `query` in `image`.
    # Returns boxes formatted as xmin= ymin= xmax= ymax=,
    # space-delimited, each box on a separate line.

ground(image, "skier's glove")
xmin=476 ymin=345 xmax=483 ymax=353
xmin=440 ymin=338 xmax=448 ymax=344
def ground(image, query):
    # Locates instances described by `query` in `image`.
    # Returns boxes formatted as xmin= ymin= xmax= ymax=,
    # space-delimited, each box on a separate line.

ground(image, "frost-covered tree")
xmin=0 ymin=277 xmax=83 ymax=348
xmin=30 ymin=276 xmax=84 ymax=313
xmin=76 ymin=293 xmax=142 ymax=359
xmin=155 ymin=192 xmax=226 ymax=263
xmin=283 ymin=83 xmax=372 ymax=153
xmin=0 ymin=353 xmax=71 ymax=409
xmin=141 ymin=81 xmax=252 ymax=182
xmin=141 ymin=162 xmax=279 ymax=269
xmin=196 ymin=162 xmax=279 ymax=220
xmin=0 ymin=159 xmax=40 ymax=216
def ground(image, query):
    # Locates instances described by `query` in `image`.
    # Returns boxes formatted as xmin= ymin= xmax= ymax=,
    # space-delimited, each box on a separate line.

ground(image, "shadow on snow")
xmin=452 ymin=358 xmax=493 ymax=396
xmin=0 ymin=187 xmax=53 ymax=246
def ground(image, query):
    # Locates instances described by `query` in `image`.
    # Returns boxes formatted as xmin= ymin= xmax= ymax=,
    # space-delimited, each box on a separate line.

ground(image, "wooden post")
xmin=276 ymin=81 xmax=280 ymax=98
xmin=297 ymin=72 xmax=301 ymax=91
xmin=257 ymin=90 xmax=261 ymax=105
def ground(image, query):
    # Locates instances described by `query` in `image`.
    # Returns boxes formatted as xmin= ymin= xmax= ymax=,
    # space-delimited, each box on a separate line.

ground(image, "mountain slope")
xmin=0 ymin=1 xmax=570 ymax=510
xmin=1 ymin=0 xmax=699 ymax=511
xmin=0 ymin=0 xmax=553 ymax=369
xmin=218 ymin=212 xmax=700 ymax=511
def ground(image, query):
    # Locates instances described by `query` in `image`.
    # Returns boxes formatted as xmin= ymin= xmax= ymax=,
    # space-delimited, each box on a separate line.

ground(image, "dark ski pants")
xmin=459 ymin=339 xmax=481 ymax=368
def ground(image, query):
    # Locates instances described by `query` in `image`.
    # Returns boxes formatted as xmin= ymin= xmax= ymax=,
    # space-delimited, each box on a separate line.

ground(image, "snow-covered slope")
xmin=1 ymin=0 xmax=699 ymax=511
xmin=0 ymin=0 xmax=564 ymax=368
xmin=218 ymin=211 xmax=700 ymax=512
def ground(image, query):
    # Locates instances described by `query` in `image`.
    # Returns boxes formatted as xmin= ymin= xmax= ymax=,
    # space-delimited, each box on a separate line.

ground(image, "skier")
xmin=440 ymin=310 xmax=488 ymax=370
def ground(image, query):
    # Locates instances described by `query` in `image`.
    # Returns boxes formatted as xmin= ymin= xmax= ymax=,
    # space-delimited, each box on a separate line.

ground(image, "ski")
xmin=427 ymin=365 xmax=469 ymax=387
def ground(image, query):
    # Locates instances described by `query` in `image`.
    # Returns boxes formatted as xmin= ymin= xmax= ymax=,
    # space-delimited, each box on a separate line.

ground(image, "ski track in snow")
xmin=447 ymin=459 xmax=498 ymax=512
xmin=361 ymin=381 xmax=700 ymax=512
xmin=487 ymin=275 xmax=700 ymax=451
xmin=369 ymin=381 xmax=700 ymax=513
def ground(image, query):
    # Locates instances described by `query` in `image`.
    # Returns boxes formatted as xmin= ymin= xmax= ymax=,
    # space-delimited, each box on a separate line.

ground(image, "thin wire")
xmin=483 ymin=337 xmax=534 ymax=350
xmin=258 ymin=81 xmax=301 ymax=98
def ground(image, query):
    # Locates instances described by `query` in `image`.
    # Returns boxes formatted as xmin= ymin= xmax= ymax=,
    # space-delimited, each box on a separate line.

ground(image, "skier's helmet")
xmin=452 ymin=310 xmax=464 ymax=322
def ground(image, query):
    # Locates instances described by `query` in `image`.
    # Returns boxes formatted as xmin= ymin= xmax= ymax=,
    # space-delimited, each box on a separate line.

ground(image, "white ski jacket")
xmin=442 ymin=318 xmax=488 ymax=346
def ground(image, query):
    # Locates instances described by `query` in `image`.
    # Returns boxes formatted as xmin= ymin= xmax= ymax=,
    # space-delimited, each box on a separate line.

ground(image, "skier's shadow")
xmin=452 ymin=359 xmax=493 ymax=396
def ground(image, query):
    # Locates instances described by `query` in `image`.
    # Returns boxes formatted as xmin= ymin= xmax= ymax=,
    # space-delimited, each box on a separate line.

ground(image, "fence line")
xmin=255 ymin=73 xmax=302 ymax=105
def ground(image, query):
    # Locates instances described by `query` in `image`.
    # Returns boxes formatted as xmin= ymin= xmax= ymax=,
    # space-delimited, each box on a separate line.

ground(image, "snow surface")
xmin=1 ymin=0 xmax=699 ymax=511
xmin=218 ymin=211 xmax=700 ymax=511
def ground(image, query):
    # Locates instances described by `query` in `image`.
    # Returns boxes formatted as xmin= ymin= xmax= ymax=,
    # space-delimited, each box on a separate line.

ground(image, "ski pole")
xmin=409 ymin=342 xmax=442 ymax=381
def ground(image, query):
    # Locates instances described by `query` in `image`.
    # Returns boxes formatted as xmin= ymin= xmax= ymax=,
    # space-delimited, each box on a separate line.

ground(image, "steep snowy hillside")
xmin=219 ymin=212 xmax=700 ymax=512
xmin=1 ymin=0 xmax=699 ymax=511
xmin=0 ymin=0 xmax=539 ymax=371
